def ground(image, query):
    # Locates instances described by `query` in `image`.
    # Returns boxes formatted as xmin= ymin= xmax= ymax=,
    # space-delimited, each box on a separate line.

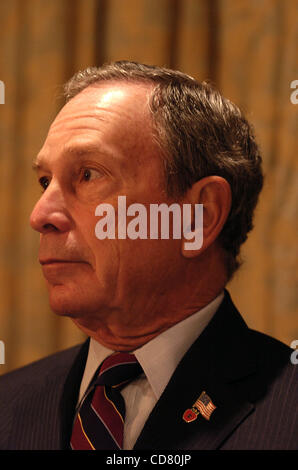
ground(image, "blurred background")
xmin=0 ymin=0 xmax=297 ymax=374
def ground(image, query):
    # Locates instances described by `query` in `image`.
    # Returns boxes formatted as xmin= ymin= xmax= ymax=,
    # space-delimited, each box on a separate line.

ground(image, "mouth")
xmin=40 ymin=259 xmax=87 ymax=265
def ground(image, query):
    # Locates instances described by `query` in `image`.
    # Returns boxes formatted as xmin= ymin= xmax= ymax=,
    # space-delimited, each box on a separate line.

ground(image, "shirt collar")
xmin=79 ymin=291 xmax=224 ymax=402
xmin=134 ymin=291 xmax=224 ymax=399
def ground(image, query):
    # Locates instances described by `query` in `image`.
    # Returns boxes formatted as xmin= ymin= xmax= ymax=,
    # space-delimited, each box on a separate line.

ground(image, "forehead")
xmin=37 ymin=81 xmax=157 ymax=166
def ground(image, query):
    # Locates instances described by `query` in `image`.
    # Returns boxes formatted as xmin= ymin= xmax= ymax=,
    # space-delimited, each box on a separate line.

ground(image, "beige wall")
xmin=0 ymin=0 xmax=297 ymax=374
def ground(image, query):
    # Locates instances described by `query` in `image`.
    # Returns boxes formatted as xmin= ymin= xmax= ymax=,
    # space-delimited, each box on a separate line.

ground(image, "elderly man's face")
xmin=30 ymin=82 xmax=183 ymax=348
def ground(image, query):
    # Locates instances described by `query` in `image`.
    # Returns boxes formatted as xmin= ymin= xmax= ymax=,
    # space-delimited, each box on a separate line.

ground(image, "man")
xmin=0 ymin=61 xmax=296 ymax=450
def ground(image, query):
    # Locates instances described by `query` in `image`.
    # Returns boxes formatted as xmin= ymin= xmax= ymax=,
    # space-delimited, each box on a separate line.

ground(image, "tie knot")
xmin=95 ymin=352 xmax=142 ymax=388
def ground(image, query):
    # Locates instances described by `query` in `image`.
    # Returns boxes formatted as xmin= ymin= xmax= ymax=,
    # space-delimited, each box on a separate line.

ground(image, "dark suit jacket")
xmin=0 ymin=290 xmax=297 ymax=450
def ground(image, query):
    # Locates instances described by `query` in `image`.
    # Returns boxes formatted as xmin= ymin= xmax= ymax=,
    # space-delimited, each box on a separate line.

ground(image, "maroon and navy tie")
xmin=70 ymin=352 xmax=142 ymax=450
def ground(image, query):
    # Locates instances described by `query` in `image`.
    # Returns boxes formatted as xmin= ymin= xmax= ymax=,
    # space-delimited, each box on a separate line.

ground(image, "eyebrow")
xmin=32 ymin=143 xmax=117 ymax=172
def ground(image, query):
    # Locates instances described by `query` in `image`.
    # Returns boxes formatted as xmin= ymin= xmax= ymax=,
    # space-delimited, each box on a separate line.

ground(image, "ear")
xmin=181 ymin=176 xmax=231 ymax=258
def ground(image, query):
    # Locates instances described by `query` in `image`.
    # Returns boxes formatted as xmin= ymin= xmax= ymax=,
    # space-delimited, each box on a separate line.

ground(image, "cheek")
xmin=75 ymin=211 xmax=102 ymax=259
xmin=98 ymin=238 xmax=179 ymax=288
xmin=91 ymin=238 xmax=121 ymax=283
xmin=78 ymin=208 xmax=182 ymax=292
xmin=92 ymin=238 xmax=143 ymax=297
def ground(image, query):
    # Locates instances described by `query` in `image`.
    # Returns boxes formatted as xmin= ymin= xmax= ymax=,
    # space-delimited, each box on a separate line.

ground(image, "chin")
xmin=47 ymin=284 xmax=103 ymax=318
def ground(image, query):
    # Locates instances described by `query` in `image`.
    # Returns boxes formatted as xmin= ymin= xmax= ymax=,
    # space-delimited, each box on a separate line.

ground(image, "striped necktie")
xmin=70 ymin=352 xmax=143 ymax=450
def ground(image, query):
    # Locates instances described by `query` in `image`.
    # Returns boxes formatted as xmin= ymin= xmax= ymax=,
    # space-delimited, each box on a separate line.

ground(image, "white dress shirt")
xmin=77 ymin=291 xmax=224 ymax=449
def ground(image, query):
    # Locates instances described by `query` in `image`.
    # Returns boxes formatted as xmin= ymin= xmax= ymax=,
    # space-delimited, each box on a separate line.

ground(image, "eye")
xmin=81 ymin=168 xmax=102 ymax=182
xmin=39 ymin=176 xmax=50 ymax=191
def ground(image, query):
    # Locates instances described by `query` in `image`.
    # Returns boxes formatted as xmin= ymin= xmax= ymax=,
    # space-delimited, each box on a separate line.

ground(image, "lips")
xmin=40 ymin=258 xmax=86 ymax=265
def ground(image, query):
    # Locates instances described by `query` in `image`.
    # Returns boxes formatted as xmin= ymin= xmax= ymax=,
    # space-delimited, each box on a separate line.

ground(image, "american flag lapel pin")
xmin=183 ymin=391 xmax=216 ymax=423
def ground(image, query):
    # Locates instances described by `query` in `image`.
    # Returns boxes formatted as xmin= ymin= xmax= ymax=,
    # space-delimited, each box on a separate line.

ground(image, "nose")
xmin=30 ymin=180 xmax=72 ymax=234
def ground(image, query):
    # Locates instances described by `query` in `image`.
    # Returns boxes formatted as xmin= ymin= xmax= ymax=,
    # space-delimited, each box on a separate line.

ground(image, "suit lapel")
xmin=134 ymin=291 xmax=257 ymax=450
xmin=59 ymin=339 xmax=90 ymax=449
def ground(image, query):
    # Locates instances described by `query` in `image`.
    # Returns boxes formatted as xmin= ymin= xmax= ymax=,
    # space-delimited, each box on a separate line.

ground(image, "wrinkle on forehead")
xmin=36 ymin=81 xmax=159 ymax=170
xmin=49 ymin=81 xmax=154 ymax=136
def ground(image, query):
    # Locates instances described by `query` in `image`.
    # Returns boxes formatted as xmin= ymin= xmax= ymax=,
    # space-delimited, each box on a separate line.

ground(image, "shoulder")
xmin=0 ymin=343 xmax=85 ymax=403
xmin=219 ymin=290 xmax=295 ymax=370
xmin=209 ymin=292 xmax=297 ymax=449
xmin=226 ymin=330 xmax=297 ymax=449
xmin=249 ymin=328 xmax=297 ymax=399
xmin=225 ymin=295 xmax=297 ymax=400
xmin=247 ymin=328 xmax=297 ymax=392
xmin=249 ymin=328 xmax=294 ymax=363
xmin=0 ymin=342 xmax=89 ymax=450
